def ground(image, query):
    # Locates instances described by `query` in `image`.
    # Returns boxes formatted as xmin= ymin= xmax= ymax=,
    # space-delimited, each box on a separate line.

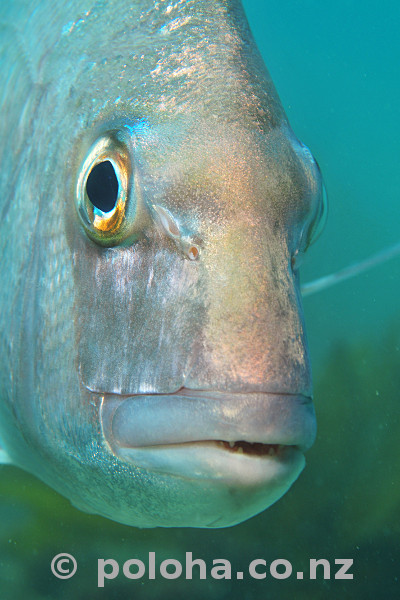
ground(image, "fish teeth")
xmin=228 ymin=441 xmax=235 ymax=448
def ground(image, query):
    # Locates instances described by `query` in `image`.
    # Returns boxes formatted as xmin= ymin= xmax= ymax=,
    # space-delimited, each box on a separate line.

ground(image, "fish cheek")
xmin=66 ymin=210 xmax=206 ymax=395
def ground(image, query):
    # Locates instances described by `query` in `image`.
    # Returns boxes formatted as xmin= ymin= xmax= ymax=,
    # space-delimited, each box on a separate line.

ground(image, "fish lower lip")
xmin=100 ymin=390 xmax=316 ymax=455
xmin=115 ymin=442 xmax=304 ymax=483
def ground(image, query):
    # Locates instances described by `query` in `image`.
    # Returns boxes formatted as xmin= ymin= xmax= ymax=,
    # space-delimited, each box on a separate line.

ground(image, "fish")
xmin=0 ymin=0 xmax=326 ymax=528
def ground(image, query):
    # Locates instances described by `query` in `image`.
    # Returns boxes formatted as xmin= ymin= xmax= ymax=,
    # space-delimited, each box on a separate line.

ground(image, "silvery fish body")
xmin=0 ymin=0 xmax=324 ymax=527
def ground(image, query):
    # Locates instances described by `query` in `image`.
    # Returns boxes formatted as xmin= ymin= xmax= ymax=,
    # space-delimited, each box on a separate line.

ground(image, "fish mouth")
xmin=100 ymin=388 xmax=316 ymax=486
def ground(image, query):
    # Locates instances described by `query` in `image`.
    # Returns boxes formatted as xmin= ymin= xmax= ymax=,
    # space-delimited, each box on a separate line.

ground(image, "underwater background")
xmin=1 ymin=0 xmax=399 ymax=598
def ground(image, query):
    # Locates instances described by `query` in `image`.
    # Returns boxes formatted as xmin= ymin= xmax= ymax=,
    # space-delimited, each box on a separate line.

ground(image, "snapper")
xmin=0 ymin=0 xmax=325 ymax=527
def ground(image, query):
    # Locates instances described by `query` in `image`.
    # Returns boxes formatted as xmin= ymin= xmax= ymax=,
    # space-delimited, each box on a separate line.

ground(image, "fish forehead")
xmin=23 ymin=0 xmax=285 ymax=134
xmin=130 ymin=119 xmax=309 ymax=220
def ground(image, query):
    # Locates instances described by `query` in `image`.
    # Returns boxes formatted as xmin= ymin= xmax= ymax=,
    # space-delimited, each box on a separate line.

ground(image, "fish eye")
xmin=75 ymin=134 xmax=139 ymax=246
xmin=307 ymin=182 xmax=328 ymax=247
xmin=292 ymin=182 xmax=327 ymax=272
xmin=300 ymin=180 xmax=328 ymax=256
xmin=86 ymin=160 xmax=119 ymax=213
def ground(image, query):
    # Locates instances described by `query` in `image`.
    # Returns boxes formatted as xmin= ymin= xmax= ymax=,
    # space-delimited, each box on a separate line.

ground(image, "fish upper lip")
xmin=99 ymin=388 xmax=316 ymax=454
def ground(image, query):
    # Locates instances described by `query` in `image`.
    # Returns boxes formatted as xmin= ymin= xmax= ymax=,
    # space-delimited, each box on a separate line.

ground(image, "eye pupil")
xmin=86 ymin=160 xmax=119 ymax=212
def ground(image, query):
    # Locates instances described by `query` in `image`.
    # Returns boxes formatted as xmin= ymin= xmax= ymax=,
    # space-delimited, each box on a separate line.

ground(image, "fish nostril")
xmin=187 ymin=245 xmax=199 ymax=260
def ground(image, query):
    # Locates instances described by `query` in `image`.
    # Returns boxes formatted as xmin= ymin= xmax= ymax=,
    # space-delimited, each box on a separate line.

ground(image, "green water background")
xmin=1 ymin=0 xmax=399 ymax=598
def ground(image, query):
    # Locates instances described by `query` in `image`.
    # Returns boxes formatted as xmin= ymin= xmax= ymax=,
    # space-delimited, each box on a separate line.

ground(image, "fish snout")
xmin=183 ymin=224 xmax=312 ymax=397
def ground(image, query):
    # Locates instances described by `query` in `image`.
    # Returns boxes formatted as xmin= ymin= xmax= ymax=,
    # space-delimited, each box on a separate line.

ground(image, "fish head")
xmin=0 ymin=2 xmax=325 ymax=528
xmin=63 ymin=112 xmax=323 ymax=528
